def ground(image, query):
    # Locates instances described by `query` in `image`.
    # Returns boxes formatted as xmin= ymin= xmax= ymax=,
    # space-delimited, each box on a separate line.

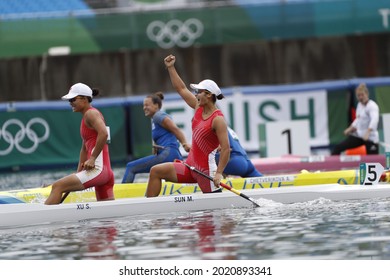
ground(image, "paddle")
xmin=182 ymin=162 xmax=260 ymax=208
xmin=60 ymin=192 xmax=70 ymax=204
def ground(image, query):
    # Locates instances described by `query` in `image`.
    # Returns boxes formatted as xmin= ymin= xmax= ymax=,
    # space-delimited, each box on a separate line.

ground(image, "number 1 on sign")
xmin=359 ymin=163 xmax=384 ymax=185
xmin=281 ymin=128 xmax=292 ymax=154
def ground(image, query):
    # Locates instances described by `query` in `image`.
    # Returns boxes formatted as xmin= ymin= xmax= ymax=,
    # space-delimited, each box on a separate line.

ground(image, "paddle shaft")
xmin=60 ymin=192 xmax=70 ymax=204
xmin=183 ymin=162 xmax=260 ymax=207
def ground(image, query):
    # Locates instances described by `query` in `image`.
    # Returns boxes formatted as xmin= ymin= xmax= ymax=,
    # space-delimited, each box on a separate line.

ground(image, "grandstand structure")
xmin=0 ymin=0 xmax=233 ymax=19
xmin=0 ymin=0 xmax=92 ymax=19
xmin=0 ymin=0 xmax=389 ymax=101
xmin=2 ymin=1 xmax=336 ymax=20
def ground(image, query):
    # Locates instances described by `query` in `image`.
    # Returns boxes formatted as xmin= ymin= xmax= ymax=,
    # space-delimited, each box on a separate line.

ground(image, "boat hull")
xmin=253 ymin=154 xmax=386 ymax=174
xmin=1 ymin=184 xmax=390 ymax=229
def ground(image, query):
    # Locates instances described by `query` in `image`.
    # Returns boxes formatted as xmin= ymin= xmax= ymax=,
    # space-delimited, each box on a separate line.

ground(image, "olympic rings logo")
xmin=0 ymin=118 xmax=50 ymax=155
xmin=147 ymin=18 xmax=204 ymax=49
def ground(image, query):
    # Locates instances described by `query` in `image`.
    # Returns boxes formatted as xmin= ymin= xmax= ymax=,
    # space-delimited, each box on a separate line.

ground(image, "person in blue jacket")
xmin=216 ymin=127 xmax=263 ymax=178
xmin=122 ymin=92 xmax=191 ymax=183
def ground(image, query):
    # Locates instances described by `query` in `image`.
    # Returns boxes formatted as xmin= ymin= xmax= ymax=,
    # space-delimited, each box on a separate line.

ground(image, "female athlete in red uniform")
xmin=146 ymin=55 xmax=230 ymax=197
xmin=45 ymin=83 xmax=114 ymax=204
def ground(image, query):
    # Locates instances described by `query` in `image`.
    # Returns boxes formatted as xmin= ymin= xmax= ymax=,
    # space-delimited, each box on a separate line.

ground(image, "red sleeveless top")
xmin=80 ymin=107 xmax=111 ymax=169
xmin=186 ymin=107 xmax=224 ymax=174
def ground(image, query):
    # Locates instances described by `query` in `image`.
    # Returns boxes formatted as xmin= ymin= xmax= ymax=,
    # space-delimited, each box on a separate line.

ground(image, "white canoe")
xmin=0 ymin=168 xmax=361 ymax=203
xmin=1 ymin=183 xmax=390 ymax=229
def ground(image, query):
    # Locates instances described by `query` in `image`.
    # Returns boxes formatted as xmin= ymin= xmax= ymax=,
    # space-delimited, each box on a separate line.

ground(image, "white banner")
xmin=162 ymin=89 xmax=329 ymax=152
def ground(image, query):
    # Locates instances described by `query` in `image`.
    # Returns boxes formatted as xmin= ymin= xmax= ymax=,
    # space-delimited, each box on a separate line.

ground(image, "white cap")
xmin=190 ymin=79 xmax=222 ymax=97
xmin=61 ymin=83 xmax=93 ymax=100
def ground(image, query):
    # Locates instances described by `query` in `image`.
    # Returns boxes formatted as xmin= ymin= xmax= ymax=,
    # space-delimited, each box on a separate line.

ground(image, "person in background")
xmin=122 ymin=92 xmax=191 ymax=183
xmin=45 ymin=83 xmax=114 ymax=204
xmin=216 ymin=127 xmax=263 ymax=178
xmin=331 ymin=83 xmax=379 ymax=155
xmin=145 ymin=54 xmax=230 ymax=197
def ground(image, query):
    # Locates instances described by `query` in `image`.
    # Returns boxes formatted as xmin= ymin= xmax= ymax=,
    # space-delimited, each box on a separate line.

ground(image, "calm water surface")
xmin=1 ymin=167 xmax=390 ymax=260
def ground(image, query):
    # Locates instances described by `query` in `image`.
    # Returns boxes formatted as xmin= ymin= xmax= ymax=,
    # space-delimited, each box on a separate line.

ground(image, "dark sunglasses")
xmin=68 ymin=97 xmax=84 ymax=103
